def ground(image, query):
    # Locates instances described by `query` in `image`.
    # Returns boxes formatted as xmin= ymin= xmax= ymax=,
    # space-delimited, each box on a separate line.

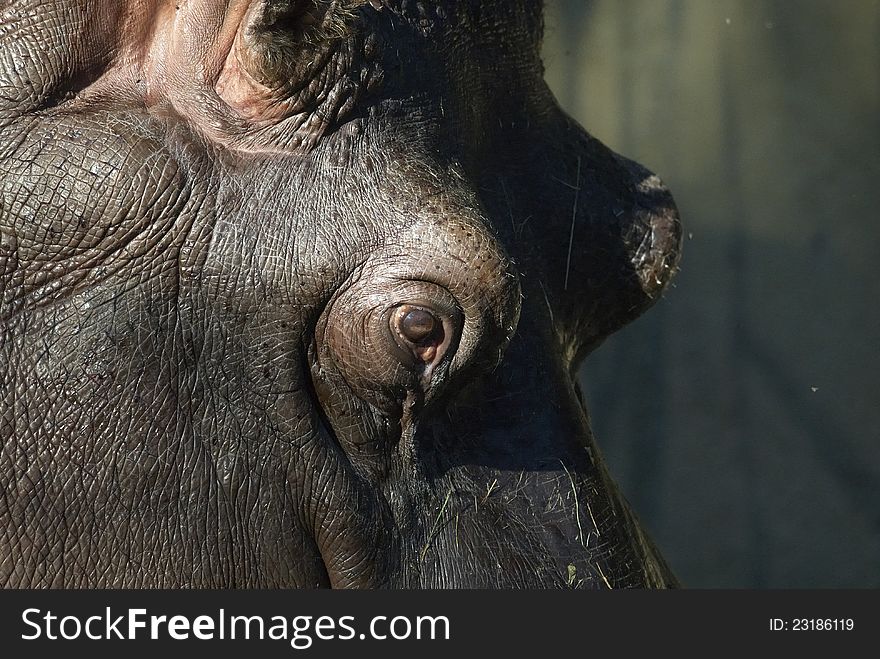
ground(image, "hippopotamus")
xmin=0 ymin=0 xmax=681 ymax=588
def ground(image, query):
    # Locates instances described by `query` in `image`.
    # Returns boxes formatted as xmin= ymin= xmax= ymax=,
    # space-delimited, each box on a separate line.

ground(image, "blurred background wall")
xmin=541 ymin=0 xmax=880 ymax=587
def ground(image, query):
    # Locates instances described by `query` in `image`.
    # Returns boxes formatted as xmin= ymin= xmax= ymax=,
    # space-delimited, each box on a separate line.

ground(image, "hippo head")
xmin=0 ymin=0 xmax=681 ymax=588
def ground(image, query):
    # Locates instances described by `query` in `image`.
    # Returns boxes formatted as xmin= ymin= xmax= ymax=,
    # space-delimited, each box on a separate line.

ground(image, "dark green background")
xmin=543 ymin=0 xmax=880 ymax=587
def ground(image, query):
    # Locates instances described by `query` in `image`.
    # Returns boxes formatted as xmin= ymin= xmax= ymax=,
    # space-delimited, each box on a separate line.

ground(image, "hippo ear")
xmin=215 ymin=0 xmax=379 ymax=124
xmin=235 ymin=0 xmax=362 ymax=79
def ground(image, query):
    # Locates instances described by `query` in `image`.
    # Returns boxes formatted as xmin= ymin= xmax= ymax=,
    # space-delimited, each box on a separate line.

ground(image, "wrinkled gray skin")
xmin=0 ymin=0 xmax=681 ymax=588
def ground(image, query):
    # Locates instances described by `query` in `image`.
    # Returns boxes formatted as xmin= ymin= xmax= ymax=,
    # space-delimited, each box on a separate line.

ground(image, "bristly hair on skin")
xmin=249 ymin=0 xmax=371 ymax=49
xmin=243 ymin=0 xmax=375 ymax=86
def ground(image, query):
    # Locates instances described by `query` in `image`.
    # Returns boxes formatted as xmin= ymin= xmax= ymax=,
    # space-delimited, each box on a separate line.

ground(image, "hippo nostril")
xmin=400 ymin=308 xmax=437 ymax=343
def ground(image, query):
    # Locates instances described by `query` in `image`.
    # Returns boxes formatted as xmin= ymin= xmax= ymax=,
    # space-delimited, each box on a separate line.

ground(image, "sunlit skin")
xmin=0 ymin=0 xmax=680 ymax=588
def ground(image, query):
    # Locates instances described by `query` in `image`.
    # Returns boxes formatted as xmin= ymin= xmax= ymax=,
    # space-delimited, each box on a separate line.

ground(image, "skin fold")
xmin=0 ymin=0 xmax=682 ymax=587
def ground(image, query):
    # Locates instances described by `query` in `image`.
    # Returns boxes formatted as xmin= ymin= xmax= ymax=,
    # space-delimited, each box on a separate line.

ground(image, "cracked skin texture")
xmin=0 ymin=0 xmax=681 ymax=588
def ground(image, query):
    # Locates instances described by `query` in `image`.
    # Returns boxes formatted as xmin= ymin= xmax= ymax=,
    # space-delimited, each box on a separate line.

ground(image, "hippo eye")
xmin=315 ymin=280 xmax=465 ymax=415
xmin=398 ymin=307 xmax=437 ymax=342
xmin=390 ymin=305 xmax=445 ymax=363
